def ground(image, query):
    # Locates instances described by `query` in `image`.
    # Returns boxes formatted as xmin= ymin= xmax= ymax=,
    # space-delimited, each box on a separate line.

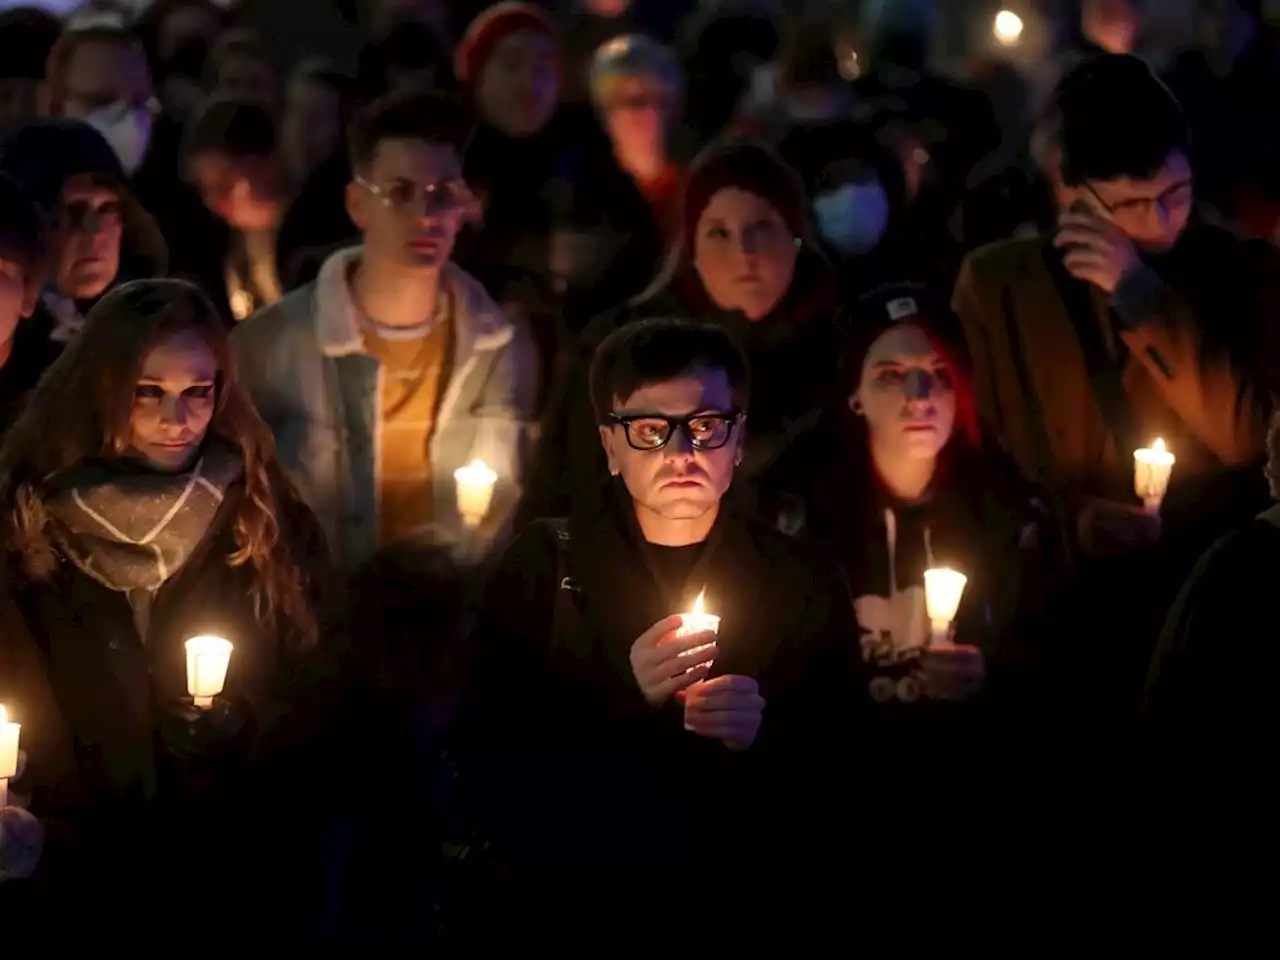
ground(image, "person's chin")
xmin=141 ymin=444 xmax=197 ymax=472
xmin=650 ymin=488 xmax=716 ymax=518
xmin=901 ymin=429 xmax=944 ymax=456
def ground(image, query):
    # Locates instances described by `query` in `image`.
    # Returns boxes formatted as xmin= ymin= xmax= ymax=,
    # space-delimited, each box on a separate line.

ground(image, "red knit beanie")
xmin=455 ymin=2 xmax=559 ymax=91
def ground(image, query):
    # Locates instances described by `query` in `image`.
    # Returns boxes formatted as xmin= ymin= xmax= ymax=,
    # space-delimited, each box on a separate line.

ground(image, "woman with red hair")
xmin=765 ymin=282 xmax=1064 ymax=728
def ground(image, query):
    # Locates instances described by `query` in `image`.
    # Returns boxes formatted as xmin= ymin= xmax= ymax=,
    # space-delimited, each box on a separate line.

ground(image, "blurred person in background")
xmin=135 ymin=0 xmax=228 ymax=123
xmin=40 ymin=22 xmax=157 ymax=178
xmin=777 ymin=119 xmax=920 ymax=302
xmin=0 ymin=117 xmax=167 ymax=341
xmin=588 ymin=33 xmax=684 ymax=231
xmin=369 ymin=0 xmax=455 ymax=46
xmin=181 ymin=97 xmax=287 ymax=321
xmin=0 ymin=6 xmax=64 ymax=131
xmin=675 ymin=4 xmax=779 ymax=146
xmin=203 ymin=27 xmax=277 ymax=105
xmin=1164 ymin=0 xmax=1280 ymax=237
xmin=737 ymin=13 xmax=859 ymax=141
xmin=0 ymin=173 xmax=60 ymax=437
xmin=280 ymin=58 xmax=353 ymax=194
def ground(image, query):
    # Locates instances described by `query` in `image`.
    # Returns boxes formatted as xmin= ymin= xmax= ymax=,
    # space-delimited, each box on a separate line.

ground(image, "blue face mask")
xmin=813 ymin=182 xmax=891 ymax=256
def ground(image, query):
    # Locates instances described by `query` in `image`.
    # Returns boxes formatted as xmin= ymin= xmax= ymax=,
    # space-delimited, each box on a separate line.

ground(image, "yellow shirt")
xmin=360 ymin=305 xmax=453 ymax=546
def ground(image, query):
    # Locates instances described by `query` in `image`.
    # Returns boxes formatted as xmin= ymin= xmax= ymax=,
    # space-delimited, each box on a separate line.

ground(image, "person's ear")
xmin=345 ymin=179 xmax=370 ymax=233
xmin=599 ymin=425 xmax=620 ymax=476
xmin=849 ymin=393 xmax=864 ymax=416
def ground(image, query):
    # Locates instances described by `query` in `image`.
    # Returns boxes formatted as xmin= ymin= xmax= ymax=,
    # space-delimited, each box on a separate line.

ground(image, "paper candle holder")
xmin=185 ymin=635 xmax=233 ymax=709
xmin=454 ymin=458 xmax=498 ymax=529
xmin=1134 ymin=438 xmax=1175 ymax=512
xmin=924 ymin=567 xmax=968 ymax=646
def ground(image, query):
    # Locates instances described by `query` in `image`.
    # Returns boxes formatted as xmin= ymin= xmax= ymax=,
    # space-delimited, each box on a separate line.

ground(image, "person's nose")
xmin=904 ymin=369 xmax=935 ymax=403
xmin=664 ymin=425 xmax=697 ymax=459
xmin=158 ymin=394 xmax=189 ymax=427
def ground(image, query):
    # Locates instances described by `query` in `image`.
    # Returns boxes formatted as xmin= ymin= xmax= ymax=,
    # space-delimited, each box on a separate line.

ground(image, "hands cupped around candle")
xmin=682 ymin=675 xmax=765 ymax=751
xmin=629 ymin=615 xmax=717 ymax=707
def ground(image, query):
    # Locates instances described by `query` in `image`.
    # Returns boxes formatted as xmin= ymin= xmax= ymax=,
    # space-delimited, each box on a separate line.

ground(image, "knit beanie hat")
xmin=680 ymin=136 xmax=809 ymax=250
xmin=455 ymin=2 xmax=559 ymax=91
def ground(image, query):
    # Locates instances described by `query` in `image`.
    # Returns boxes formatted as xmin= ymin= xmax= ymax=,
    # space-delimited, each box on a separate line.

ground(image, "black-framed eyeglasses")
xmin=606 ymin=411 xmax=741 ymax=451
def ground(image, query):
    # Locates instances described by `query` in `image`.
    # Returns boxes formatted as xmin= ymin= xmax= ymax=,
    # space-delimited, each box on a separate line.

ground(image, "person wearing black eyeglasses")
xmin=457 ymin=317 xmax=859 ymax=950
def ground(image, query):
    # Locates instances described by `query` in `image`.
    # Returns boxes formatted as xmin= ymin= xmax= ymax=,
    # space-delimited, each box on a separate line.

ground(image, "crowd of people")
xmin=0 ymin=0 xmax=1275 ymax=947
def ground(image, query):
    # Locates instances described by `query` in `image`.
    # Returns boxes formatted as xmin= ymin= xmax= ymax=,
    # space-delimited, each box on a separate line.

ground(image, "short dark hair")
xmin=181 ymin=96 xmax=277 ymax=171
xmin=0 ymin=172 xmax=44 ymax=274
xmin=1056 ymin=54 xmax=1190 ymax=186
xmin=346 ymin=90 xmax=468 ymax=173
xmin=589 ymin=318 xmax=751 ymax=423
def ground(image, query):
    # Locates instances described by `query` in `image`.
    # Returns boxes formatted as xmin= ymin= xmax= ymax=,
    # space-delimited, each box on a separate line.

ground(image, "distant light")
xmin=993 ymin=9 xmax=1024 ymax=45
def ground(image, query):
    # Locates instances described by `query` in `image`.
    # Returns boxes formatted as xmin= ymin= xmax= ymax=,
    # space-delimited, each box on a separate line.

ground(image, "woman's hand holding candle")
xmin=628 ymin=615 xmax=717 ymax=707
xmin=920 ymin=645 xmax=986 ymax=701
xmin=682 ymin=675 xmax=765 ymax=751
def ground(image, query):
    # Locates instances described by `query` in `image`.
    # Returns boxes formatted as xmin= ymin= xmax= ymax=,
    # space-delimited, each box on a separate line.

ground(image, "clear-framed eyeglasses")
xmin=355 ymin=175 xmax=475 ymax=216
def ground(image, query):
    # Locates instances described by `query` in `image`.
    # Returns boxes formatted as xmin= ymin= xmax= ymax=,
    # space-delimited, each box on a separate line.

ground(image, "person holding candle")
xmin=232 ymin=89 xmax=539 ymax=571
xmin=0 ymin=278 xmax=335 ymax=931
xmin=764 ymin=283 xmax=1065 ymax=726
xmin=460 ymin=317 xmax=858 ymax=948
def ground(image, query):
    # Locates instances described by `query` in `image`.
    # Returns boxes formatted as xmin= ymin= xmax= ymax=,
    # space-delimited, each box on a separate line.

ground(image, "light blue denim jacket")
xmin=231 ymin=247 xmax=539 ymax=569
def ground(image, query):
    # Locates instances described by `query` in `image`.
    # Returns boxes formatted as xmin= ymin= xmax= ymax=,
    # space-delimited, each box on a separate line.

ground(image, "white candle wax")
xmin=1134 ymin=438 xmax=1176 ymax=511
xmin=0 ymin=705 xmax=19 ymax=780
xmin=924 ymin=568 xmax=968 ymax=646
xmin=185 ymin=635 xmax=233 ymax=709
xmin=454 ymin=458 xmax=497 ymax=529
xmin=0 ymin=705 xmax=20 ymax=807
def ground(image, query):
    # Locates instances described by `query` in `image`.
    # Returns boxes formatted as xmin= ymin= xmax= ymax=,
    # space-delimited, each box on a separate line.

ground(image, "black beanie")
xmin=0 ymin=119 xmax=126 ymax=216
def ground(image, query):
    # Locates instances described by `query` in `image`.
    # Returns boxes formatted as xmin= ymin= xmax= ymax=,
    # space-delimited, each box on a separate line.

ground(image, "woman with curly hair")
xmin=0 ymin=278 xmax=334 ymax=931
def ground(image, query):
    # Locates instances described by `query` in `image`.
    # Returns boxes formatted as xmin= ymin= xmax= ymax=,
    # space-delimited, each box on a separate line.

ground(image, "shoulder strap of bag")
xmin=548 ymin=518 xmax=582 ymax=659
xmin=1043 ymin=239 xmax=1141 ymax=463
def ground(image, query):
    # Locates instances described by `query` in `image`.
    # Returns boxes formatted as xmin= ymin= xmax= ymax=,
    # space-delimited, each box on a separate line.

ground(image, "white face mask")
xmin=813 ymin=182 xmax=891 ymax=256
xmin=84 ymin=101 xmax=152 ymax=177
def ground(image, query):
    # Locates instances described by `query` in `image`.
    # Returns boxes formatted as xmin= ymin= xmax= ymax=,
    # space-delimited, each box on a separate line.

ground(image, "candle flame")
xmin=693 ymin=590 xmax=705 ymax=615
xmin=1153 ymin=438 xmax=1166 ymax=452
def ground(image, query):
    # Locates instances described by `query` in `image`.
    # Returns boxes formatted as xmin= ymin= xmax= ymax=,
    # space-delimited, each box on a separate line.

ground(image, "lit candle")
xmin=924 ymin=568 xmax=968 ymax=647
xmin=993 ymin=10 xmax=1024 ymax=45
xmin=185 ymin=635 xmax=233 ymax=710
xmin=677 ymin=590 xmax=720 ymax=671
xmin=454 ymin=458 xmax=497 ymax=529
xmin=1134 ymin=438 xmax=1176 ymax=512
xmin=0 ymin=705 xmax=20 ymax=808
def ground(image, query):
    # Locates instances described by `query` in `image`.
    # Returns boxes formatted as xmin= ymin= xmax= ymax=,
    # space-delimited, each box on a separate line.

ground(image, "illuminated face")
xmin=128 ymin=328 xmax=218 ymax=472
xmin=692 ymin=187 xmax=798 ymax=321
xmin=599 ymin=367 xmax=744 ymax=524
xmin=854 ymin=324 xmax=956 ymax=464
xmin=348 ymin=137 xmax=469 ymax=272
xmin=602 ymin=77 xmax=672 ymax=159
xmin=60 ymin=38 xmax=152 ymax=118
xmin=52 ymin=174 xmax=123 ymax=300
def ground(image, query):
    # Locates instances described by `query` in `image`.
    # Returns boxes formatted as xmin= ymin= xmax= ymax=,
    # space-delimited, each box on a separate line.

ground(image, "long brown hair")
xmin=0 ymin=278 xmax=319 ymax=647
